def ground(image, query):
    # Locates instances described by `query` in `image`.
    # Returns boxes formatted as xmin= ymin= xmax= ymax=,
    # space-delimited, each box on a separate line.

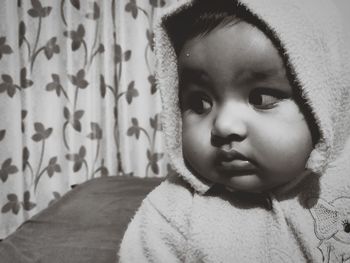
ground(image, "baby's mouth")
xmin=215 ymin=149 xmax=257 ymax=175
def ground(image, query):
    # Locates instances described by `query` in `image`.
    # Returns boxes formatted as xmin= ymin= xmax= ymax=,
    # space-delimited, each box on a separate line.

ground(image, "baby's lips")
xmin=216 ymin=148 xmax=249 ymax=162
xmin=215 ymin=149 xmax=257 ymax=175
xmin=217 ymin=159 xmax=257 ymax=175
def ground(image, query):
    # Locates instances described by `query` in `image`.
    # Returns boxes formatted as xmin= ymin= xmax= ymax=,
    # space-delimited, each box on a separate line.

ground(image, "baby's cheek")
xmin=252 ymin=113 xmax=312 ymax=172
xmin=183 ymin=130 xmax=204 ymax=160
xmin=182 ymin=123 xmax=214 ymax=173
xmin=182 ymin=125 xmax=199 ymax=160
xmin=182 ymin=116 xmax=210 ymax=150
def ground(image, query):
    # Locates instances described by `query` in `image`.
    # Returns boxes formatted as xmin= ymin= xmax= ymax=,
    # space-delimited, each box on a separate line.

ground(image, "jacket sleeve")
xmin=118 ymin=179 xmax=192 ymax=263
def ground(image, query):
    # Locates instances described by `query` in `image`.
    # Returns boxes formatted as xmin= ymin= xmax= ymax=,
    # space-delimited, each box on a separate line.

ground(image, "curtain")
xmin=0 ymin=0 xmax=176 ymax=239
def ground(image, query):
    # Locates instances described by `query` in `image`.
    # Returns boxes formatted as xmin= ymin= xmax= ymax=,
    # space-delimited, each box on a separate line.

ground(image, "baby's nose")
xmin=211 ymin=105 xmax=248 ymax=145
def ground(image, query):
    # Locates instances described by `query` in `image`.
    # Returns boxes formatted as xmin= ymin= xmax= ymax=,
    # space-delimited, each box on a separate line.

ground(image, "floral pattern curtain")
xmin=0 ymin=0 xmax=176 ymax=239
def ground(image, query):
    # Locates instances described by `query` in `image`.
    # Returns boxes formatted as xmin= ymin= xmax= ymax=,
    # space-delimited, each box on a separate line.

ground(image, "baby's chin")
xmin=221 ymin=169 xmax=311 ymax=195
xmin=218 ymin=174 xmax=287 ymax=194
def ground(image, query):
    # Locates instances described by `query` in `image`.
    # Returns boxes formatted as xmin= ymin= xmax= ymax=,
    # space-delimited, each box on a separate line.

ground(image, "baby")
xmin=119 ymin=0 xmax=350 ymax=262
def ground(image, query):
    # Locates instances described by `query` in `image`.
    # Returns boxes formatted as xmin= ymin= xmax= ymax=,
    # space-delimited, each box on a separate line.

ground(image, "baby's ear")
xmin=308 ymin=198 xmax=339 ymax=240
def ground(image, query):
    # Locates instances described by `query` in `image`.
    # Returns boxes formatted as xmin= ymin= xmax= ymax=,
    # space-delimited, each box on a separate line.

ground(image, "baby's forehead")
xmin=178 ymin=22 xmax=288 ymax=85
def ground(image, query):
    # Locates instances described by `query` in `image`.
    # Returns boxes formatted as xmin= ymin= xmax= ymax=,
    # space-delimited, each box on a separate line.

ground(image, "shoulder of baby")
xmin=146 ymin=174 xmax=194 ymax=213
xmin=139 ymin=175 xmax=194 ymax=230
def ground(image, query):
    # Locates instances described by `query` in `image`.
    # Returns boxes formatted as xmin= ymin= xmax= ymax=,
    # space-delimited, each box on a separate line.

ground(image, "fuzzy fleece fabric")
xmin=118 ymin=0 xmax=350 ymax=262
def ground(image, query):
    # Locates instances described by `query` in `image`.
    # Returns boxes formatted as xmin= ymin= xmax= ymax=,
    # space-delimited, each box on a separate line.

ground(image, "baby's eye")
xmin=249 ymin=88 xmax=288 ymax=109
xmin=343 ymin=220 xmax=350 ymax=233
xmin=188 ymin=93 xmax=212 ymax=114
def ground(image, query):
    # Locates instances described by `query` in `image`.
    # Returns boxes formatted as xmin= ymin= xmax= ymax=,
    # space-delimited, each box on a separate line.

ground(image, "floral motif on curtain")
xmin=0 ymin=0 xmax=176 ymax=239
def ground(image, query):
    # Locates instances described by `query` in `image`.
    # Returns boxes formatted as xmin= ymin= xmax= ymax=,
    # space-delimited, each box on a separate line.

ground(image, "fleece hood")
xmin=154 ymin=0 xmax=350 ymax=194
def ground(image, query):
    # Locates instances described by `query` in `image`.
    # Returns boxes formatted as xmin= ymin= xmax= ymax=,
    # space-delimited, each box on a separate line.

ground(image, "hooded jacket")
xmin=118 ymin=0 xmax=350 ymax=262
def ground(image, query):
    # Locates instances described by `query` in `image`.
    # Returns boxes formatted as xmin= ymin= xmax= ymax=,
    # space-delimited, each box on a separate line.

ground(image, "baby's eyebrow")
xmin=179 ymin=68 xmax=207 ymax=79
xmin=179 ymin=68 xmax=210 ymax=86
xmin=236 ymin=67 xmax=285 ymax=84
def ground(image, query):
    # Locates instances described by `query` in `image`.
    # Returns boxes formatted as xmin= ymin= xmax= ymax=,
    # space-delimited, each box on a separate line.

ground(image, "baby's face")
xmin=178 ymin=21 xmax=313 ymax=193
